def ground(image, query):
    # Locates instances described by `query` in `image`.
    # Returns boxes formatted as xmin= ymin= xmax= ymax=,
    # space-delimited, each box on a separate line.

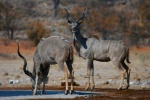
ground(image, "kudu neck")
xmin=73 ymin=29 xmax=87 ymax=49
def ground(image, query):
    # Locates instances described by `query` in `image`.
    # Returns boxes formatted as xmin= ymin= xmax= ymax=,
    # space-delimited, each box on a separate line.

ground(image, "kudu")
xmin=65 ymin=8 xmax=131 ymax=90
xmin=17 ymin=36 xmax=74 ymax=95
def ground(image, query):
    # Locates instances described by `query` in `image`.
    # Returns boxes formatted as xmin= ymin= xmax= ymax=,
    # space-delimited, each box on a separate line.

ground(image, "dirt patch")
xmin=130 ymin=46 xmax=150 ymax=53
xmin=0 ymin=86 xmax=150 ymax=100
xmin=0 ymin=39 xmax=35 ymax=55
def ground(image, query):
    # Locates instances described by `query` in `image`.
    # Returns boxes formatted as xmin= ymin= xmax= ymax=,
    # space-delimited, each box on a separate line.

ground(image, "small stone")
xmin=102 ymin=81 xmax=109 ymax=85
xmin=9 ymin=80 xmax=14 ymax=84
xmin=15 ymin=80 xmax=19 ymax=84
xmin=129 ymin=82 xmax=134 ymax=85
xmin=9 ymin=80 xmax=19 ymax=84
xmin=108 ymin=79 xmax=112 ymax=82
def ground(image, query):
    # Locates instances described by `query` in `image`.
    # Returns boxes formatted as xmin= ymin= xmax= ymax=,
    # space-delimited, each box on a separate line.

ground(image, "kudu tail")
xmin=17 ymin=42 xmax=33 ymax=78
xmin=126 ymin=48 xmax=131 ymax=64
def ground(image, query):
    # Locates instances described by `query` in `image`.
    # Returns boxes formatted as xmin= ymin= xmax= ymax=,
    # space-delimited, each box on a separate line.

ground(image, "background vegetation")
xmin=0 ymin=0 xmax=149 ymax=46
xmin=27 ymin=21 xmax=48 ymax=45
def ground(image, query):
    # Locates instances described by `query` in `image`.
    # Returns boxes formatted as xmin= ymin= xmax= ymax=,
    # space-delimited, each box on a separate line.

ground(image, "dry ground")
xmin=0 ymin=39 xmax=150 ymax=99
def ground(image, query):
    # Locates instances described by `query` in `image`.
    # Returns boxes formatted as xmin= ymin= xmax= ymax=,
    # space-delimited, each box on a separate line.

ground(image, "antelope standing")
xmin=65 ymin=8 xmax=131 ymax=90
xmin=17 ymin=36 xmax=74 ymax=95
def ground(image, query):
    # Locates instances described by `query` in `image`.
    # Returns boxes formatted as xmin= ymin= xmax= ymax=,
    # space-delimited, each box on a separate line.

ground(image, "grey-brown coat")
xmin=17 ymin=36 xmax=74 ymax=95
xmin=65 ymin=8 xmax=131 ymax=90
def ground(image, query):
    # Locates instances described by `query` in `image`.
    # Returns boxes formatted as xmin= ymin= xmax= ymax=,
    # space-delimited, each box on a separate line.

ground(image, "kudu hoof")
xmin=90 ymin=84 xmax=95 ymax=91
xmin=84 ymin=87 xmax=90 ymax=91
xmin=41 ymin=91 xmax=45 ymax=95
xmin=90 ymin=87 xmax=95 ymax=91
xmin=118 ymin=87 xmax=123 ymax=90
xmin=70 ymin=90 xmax=74 ymax=94
xmin=33 ymin=90 xmax=37 ymax=95
xmin=126 ymin=85 xmax=130 ymax=89
xmin=65 ymin=90 xmax=69 ymax=95
xmin=33 ymin=92 xmax=37 ymax=95
xmin=37 ymin=87 xmax=40 ymax=90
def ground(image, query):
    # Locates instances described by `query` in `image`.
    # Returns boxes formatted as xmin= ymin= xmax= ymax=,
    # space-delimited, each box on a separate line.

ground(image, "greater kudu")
xmin=17 ymin=36 xmax=74 ymax=95
xmin=65 ymin=9 xmax=131 ymax=90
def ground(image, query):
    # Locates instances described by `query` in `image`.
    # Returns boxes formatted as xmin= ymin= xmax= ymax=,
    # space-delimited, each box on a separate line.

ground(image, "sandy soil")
xmin=0 ymin=39 xmax=150 ymax=99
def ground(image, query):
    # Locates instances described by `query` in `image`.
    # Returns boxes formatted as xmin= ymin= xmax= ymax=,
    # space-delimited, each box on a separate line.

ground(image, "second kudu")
xmin=17 ymin=36 xmax=74 ymax=95
xmin=65 ymin=8 xmax=131 ymax=90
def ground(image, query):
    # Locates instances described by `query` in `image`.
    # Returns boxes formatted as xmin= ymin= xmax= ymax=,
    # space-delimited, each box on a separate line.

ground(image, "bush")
xmin=27 ymin=21 xmax=48 ymax=46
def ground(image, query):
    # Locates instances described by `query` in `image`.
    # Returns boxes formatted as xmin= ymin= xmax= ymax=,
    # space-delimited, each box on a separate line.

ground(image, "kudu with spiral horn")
xmin=65 ymin=8 xmax=131 ymax=91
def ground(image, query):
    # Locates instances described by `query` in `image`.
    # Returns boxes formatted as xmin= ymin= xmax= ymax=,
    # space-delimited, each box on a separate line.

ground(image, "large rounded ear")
xmin=77 ymin=20 xmax=83 ymax=26
xmin=67 ymin=18 xmax=72 ymax=25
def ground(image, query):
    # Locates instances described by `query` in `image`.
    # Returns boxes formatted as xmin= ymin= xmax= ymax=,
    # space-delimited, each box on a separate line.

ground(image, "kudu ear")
xmin=67 ymin=19 xmax=72 ymax=25
xmin=77 ymin=21 xmax=83 ymax=26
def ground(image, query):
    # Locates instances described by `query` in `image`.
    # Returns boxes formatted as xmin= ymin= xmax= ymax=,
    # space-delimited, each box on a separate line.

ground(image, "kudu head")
xmin=64 ymin=8 xmax=86 ymax=33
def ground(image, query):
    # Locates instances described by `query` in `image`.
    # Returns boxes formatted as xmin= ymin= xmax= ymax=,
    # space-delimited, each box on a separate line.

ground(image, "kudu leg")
xmin=41 ymin=76 xmax=47 ymax=94
xmin=58 ymin=61 xmax=69 ymax=95
xmin=114 ymin=62 xmax=125 ymax=90
xmin=66 ymin=61 xmax=74 ymax=94
xmin=64 ymin=66 xmax=69 ymax=95
xmin=90 ymin=64 xmax=95 ymax=91
xmin=84 ymin=68 xmax=90 ymax=78
xmin=41 ymin=65 xmax=50 ymax=94
xmin=122 ymin=62 xmax=131 ymax=89
xmin=119 ymin=70 xmax=126 ymax=90
xmin=33 ymin=73 xmax=39 ymax=95
xmin=42 ymin=80 xmax=46 ymax=94
xmin=85 ymin=60 xmax=93 ymax=91
xmin=70 ymin=69 xmax=74 ymax=93
xmin=126 ymin=68 xmax=131 ymax=89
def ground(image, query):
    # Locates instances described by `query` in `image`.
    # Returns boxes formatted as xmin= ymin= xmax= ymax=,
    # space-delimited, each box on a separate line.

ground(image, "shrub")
xmin=27 ymin=21 xmax=48 ymax=46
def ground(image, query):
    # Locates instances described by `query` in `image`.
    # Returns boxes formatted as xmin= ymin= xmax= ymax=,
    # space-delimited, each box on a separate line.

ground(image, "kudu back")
xmin=65 ymin=8 xmax=131 ymax=90
xmin=17 ymin=36 xmax=74 ymax=95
